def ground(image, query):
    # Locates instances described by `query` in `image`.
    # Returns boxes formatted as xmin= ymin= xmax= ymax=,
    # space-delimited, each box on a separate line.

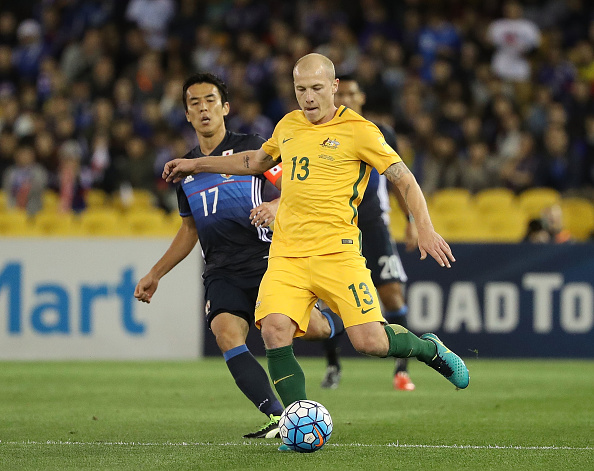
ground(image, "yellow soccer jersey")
xmin=262 ymin=105 xmax=401 ymax=257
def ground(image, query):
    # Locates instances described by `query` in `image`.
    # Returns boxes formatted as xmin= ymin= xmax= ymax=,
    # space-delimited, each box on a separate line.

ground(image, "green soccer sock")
xmin=266 ymin=345 xmax=307 ymax=407
xmin=384 ymin=324 xmax=437 ymax=363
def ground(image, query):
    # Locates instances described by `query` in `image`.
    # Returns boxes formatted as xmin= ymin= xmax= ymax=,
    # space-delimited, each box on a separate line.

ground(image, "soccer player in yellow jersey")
xmin=163 ymin=53 xmax=469 ymax=415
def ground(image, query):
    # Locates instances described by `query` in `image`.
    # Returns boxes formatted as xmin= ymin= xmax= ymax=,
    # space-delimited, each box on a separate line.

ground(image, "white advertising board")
xmin=0 ymin=238 xmax=202 ymax=360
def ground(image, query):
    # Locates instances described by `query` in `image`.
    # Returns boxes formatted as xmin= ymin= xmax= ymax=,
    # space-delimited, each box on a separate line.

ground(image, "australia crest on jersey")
xmin=321 ymin=137 xmax=340 ymax=150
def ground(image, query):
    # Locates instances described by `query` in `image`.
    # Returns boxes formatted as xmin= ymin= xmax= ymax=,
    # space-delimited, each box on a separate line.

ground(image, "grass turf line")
xmin=0 ymin=358 xmax=592 ymax=470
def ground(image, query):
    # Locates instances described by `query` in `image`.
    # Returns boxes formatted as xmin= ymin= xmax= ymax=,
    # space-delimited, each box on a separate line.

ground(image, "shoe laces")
xmin=257 ymin=414 xmax=279 ymax=430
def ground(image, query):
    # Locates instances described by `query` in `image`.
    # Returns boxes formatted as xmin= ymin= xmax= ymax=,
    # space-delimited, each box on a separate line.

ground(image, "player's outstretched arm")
xmin=387 ymin=179 xmax=418 ymax=251
xmin=383 ymin=162 xmax=455 ymax=268
xmin=163 ymin=148 xmax=276 ymax=183
xmin=134 ymin=216 xmax=198 ymax=303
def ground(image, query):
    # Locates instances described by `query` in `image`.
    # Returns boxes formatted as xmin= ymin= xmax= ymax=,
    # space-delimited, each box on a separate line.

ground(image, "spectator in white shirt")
xmin=487 ymin=1 xmax=541 ymax=82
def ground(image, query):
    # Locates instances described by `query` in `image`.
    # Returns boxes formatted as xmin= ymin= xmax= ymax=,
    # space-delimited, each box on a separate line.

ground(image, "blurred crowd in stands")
xmin=1 ymin=0 xmax=594 ymax=222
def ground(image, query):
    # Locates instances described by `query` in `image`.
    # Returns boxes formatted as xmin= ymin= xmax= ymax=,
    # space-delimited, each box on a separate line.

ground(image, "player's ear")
xmin=222 ymin=102 xmax=230 ymax=116
xmin=185 ymin=110 xmax=190 ymax=122
xmin=332 ymin=79 xmax=339 ymax=94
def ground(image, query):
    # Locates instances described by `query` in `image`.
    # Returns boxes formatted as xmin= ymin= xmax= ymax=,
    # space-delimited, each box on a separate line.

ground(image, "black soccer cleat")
xmin=243 ymin=414 xmax=281 ymax=439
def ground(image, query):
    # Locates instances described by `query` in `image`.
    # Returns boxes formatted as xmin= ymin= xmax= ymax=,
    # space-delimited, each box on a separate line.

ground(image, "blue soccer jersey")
xmin=177 ymin=131 xmax=275 ymax=280
xmin=358 ymin=123 xmax=400 ymax=227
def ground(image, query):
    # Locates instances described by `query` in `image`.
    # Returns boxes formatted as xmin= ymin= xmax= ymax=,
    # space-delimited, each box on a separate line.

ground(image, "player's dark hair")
xmin=182 ymin=73 xmax=229 ymax=111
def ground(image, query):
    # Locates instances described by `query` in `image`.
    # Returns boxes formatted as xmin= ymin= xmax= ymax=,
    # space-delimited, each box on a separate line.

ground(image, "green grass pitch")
xmin=0 ymin=357 xmax=592 ymax=470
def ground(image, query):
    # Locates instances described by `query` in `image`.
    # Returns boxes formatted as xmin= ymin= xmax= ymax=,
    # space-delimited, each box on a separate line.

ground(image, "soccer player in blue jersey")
xmin=134 ymin=73 xmax=342 ymax=439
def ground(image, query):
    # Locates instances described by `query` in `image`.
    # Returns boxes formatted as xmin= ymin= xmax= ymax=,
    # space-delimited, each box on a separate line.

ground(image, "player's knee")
xmin=350 ymin=335 xmax=385 ymax=357
xmin=260 ymin=314 xmax=295 ymax=349
xmin=211 ymin=313 xmax=249 ymax=352
xmin=214 ymin=331 xmax=245 ymax=353
xmin=348 ymin=324 xmax=389 ymax=357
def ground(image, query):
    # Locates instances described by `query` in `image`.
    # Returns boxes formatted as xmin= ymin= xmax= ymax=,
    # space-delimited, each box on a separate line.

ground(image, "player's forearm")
xmin=389 ymin=180 xmax=412 ymax=220
xmin=195 ymin=151 xmax=264 ymax=175
xmin=149 ymin=222 xmax=198 ymax=279
xmin=384 ymin=162 xmax=433 ymax=230
xmin=163 ymin=149 xmax=276 ymax=183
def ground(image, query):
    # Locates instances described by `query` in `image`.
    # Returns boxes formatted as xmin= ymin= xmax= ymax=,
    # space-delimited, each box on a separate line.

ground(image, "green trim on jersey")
xmin=349 ymin=160 xmax=368 ymax=225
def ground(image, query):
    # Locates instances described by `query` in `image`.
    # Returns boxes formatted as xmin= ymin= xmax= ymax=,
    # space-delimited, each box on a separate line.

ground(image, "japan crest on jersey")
xmin=221 ymin=149 xmax=233 ymax=178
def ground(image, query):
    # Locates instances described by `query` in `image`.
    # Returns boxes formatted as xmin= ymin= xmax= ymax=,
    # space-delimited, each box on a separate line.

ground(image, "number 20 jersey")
xmin=177 ymin=131 xmax=274 ymax=280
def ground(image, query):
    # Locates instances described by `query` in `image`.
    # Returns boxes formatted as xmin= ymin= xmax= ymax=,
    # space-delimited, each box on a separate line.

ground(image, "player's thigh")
xmin=204 ymin=276 xmax=259 ymax=329
xmin=255 ymin=256 xmax=318 ymax=336
xmin=311 ymin=252 xmax=384 ymax=328
xmin=361 ymin=221 xmax=408 ymax=285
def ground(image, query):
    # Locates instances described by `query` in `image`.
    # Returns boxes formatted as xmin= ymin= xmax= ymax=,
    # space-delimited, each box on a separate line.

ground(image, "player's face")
xmin=335 ymin=80 xmax=365 ymax=114
xmin=294 ymin=66 xmax=338 ymax=125
xmin=185 ymin=83 xmax=229 ymax=138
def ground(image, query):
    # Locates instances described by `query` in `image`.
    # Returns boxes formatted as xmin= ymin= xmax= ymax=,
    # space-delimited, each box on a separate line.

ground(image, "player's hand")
xmin=417 ymin=228 xmax=455 ymax=268
xmin=250 ymin=199 xmax=279 ymax=228
xmin=162 ymin=159 xmax=198 ymax=183
xmin=134 ymin=274 xmax=159 ymax=304
xmin=404 ymin=220 xmax=418 ymax=252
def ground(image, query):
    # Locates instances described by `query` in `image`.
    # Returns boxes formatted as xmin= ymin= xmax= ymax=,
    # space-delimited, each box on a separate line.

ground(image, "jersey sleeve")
xmin=357 ymin=121 xmax=402 ymax=174
xmin=377 ymin=123 xmax=399 ymax=155
xmin=262 ymin=121 xmax=283 ymax=162
xmin=246 ymin=133 xmax=266 ymax=149
xmin=176 ymin=183 xmax=192 ymax=217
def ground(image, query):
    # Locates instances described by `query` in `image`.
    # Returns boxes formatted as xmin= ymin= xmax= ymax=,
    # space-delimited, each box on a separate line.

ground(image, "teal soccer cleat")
xmin=420 ymin=333 xmax=469 ymax=389
xmin=278 ymin=444 xmax=292 ymax=451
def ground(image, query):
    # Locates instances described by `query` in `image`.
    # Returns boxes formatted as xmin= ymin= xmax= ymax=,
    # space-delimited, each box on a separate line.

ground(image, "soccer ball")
xmin=278 ymin=400 xmax=333 ymax=452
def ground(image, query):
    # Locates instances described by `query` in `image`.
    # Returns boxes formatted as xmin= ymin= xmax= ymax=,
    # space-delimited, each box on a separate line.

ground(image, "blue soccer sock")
xmin=323 ymin=336 xmax=341 ymax=369
xmin=384 ymin=305 xmax=408 ymax=324
xmin=224 ymin=345 xmax=284 ymax=417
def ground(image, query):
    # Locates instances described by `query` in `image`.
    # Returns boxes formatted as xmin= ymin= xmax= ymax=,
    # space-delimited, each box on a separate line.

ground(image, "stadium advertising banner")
xmin=228 ymin=243 xmax=594 ymax=359
xmin=399 ymin=243 xmax=594 ymax=358
xmin=0 ymin=239 xmax=202 ymax=360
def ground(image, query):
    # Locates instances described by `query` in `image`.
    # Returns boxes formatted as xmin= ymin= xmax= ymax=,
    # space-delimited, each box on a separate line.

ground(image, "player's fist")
xmin=163 ymin=159 xmax=198 ymax=183
xmin=134 ymin=275 xmax=159 ymax=303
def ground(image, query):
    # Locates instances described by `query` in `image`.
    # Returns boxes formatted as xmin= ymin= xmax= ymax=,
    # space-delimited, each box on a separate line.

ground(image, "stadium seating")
xmin=475 ymin=206 xmax=528 ymax=242
xmin=518 ymin=187 xmax=561 ymax=219
xmin=0 ymin=190 xmax=7 ymax=212
xmin=429 ymin=188 xmax=473 ymax=214
xmin=429 ymin=209 xmax=482 ymax=242
xmin=560 ymin=197 xmax=594 ymax=241
xmin=126 ymin=209 xmax=171 ymax=236
xmin=86 ymin=189 xmax=110 ymax=210
xmin=0 ymin=185 xmax=591 ymax=243
xmin=113 ymin=189 xmax=155 ymax=212
xmin=32 ymin=210 xmax=79 ymax=236
xmin=475 ymin=188 xmax=516 ymax=215
xmin=79 ymin=208 xmax=129 ymax=236
xmin=0 ymin=210 xmax=35 ymax=236
xmin=42 ymin=190 xmax=60 ymax=212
